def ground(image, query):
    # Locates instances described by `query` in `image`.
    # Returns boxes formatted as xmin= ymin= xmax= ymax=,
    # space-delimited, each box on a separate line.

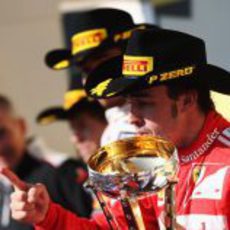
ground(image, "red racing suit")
xmin=35 ymin=111 xmax=230 ymax=230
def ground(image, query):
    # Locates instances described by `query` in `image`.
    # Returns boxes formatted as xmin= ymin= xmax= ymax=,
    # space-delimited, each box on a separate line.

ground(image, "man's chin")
xmin=137 ymin=131 xmax=155 ymax=137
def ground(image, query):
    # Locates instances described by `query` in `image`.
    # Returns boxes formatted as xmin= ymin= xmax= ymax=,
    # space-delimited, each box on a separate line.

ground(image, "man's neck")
xmin=179 ymin=109 xmax=206 ymax=148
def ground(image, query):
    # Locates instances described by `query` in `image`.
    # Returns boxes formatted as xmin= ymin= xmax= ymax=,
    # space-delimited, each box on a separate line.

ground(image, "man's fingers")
xmin=11 ymin=190 xmax=28 ymax=202
xmin=0 ymin=167 xmax=28 ymax=191
xmin=11 ymin=210 xmax=28 ymax=220
xmin=27 ymin=184 xmax=45 ymax=203
xmin=10 ymin=201 xmax=35 ymax=212
xmin=11 ymin=210 xmax=36 ymax=222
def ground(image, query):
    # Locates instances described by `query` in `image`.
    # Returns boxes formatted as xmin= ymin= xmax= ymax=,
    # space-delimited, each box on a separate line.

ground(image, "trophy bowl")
xmin=87 ymin=135 xmax=178 ymax=199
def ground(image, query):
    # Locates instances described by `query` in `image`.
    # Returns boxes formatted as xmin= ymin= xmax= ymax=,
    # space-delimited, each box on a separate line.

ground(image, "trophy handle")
xmin=164 ymin=183 xmax=176 ymax=230
xmin=85 ymin=181 xmax=120 ymax=230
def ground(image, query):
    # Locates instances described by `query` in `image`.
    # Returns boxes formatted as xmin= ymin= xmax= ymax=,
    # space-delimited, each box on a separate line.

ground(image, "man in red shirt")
xmin=1 ymin=28 xmax=230 ymax=230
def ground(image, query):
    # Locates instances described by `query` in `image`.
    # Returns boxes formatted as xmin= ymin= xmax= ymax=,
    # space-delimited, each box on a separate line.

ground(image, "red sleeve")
xmin=35 ymin=202 xmax=109 ymax=230
xmin=35 ymin=197 xmax=159 ymax=230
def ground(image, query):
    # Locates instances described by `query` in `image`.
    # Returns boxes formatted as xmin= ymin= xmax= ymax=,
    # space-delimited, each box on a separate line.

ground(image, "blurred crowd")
xmin=0 ymin=5 xmax=230 ymax=230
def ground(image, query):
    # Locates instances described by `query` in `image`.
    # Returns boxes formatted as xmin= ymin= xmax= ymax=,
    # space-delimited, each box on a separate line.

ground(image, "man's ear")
xmin=178 ymin=91 xmax=198 ymax=113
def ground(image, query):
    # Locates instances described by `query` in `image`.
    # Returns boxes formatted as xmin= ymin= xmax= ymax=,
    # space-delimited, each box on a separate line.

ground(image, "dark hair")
xmin=166 ymin=78 xmax=214 ymax=114
xmin=68 ymin=98 xmax=106 ymax=123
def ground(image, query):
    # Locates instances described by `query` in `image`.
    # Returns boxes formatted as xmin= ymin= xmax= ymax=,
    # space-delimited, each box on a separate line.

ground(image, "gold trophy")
xmin=86 ymin=135 xmax=178 ymax=230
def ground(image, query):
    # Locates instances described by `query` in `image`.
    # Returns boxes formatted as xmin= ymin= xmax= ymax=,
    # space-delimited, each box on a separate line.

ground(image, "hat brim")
xmin=45 ymin=49 xmax=72 ymax=70
xmin=45 ymin=39 xmax=118 ymax=71
xmin=89 ymin=63 xmax=230 ymax=99
xmin=37 ymin=97 xmax=96 ymax=125
xmin=36 ymin=107 xmax=67 ymax=125
xmin=85 ymin=56 xmax=123 ymax=96
xmin=199 ymin=64 xmax=230 ymax=94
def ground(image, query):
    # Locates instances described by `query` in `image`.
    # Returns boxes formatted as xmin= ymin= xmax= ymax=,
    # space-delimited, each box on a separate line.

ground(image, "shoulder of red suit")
xmin=217 ymin=127 xmax=230 ymax=148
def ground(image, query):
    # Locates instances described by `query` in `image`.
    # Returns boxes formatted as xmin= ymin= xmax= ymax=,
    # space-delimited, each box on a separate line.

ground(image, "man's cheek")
xmin=146 ymin=122 xmax=166 ymax=138
xmin=78 ymin=142 xmax=96 ymax=153
xmin=86 ymin=142 xmax=97 ymax=152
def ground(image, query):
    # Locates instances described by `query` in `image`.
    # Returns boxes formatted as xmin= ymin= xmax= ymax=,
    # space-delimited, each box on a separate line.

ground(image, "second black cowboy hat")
xmin=36 ymin=74 xmax=102 ymax=125
xmin=87 ymin=28 xmax=230 ymax=98
xmin=45 ymin=8 xmax=138 ymax=70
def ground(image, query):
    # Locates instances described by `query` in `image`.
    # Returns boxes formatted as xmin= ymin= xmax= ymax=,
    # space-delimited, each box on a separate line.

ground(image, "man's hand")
xmin=0 ymin=165 xmax=50 ymax=224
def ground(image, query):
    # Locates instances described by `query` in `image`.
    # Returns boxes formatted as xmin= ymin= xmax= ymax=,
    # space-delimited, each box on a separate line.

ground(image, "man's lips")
xmin=137 ymin=132 xmax=153 ymax=136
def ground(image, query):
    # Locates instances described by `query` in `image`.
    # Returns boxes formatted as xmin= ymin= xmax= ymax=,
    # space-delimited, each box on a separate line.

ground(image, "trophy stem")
xmin=128 ymin=198 xmax=146 ymax=230
xmin=164 ymin=183 xmax=176 ymax=230
xmin=120 ymin=191 xmax=146 ymax=230
xmin=93 ymin=191 xmax=115 ymax=230
xmin=85 ymin=181 xmax=120 ymax=230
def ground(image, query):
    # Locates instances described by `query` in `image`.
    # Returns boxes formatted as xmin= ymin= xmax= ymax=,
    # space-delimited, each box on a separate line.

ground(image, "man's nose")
xmin=127 ymin=108 xmax=145 ymax=128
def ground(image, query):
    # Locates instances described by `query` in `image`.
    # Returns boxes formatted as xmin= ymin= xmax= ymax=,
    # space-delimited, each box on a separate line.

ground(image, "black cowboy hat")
xmin=84 ymin=25 xmax=160 ymax=95
xmin=37 ymin=72 xmax=89 ymax=125
xmin=36 ymin=98 xmax=105 ymax=125
xmin=45 ymin=8 xmax=138 ymax=70
xmin=87 ymin=28 xmax=230 ymax=99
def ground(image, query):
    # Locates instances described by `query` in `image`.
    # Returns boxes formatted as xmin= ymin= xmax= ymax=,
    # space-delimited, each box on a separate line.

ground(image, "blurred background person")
xmin=0 ymin=94 xmax=78 ymax=230
xmin=36 ymin=74 xmax=107 ymax=214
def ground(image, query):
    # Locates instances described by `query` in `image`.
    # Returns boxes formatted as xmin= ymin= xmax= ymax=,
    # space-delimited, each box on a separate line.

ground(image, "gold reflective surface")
xmin=88 ymin=135 xmax=176 ymax=175
xmin=87 ymin=135 xmax=178 ymax=230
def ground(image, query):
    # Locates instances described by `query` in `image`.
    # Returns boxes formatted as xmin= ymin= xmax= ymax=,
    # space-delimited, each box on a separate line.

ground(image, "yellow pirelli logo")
xmin=71 ymin=29 xmax=108 ymax=55
xmin=148 ymin=66 xmax=195 ymax=85
xmin=123 ymin=55 xmax=154 ymax=76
